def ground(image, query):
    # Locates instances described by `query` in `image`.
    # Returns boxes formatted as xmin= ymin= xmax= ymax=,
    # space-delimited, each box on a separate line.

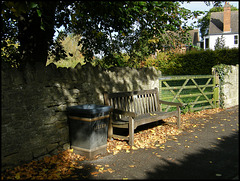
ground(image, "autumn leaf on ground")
xmin=15 ymin=173 xmax=21 ymax=179
xmin=1 ymin=108 xmax=225 ymax=180
xmin=91 ymin=171 xmax=99 ymax=175
xmin=107 ymin=168 xmax=115 ymax=173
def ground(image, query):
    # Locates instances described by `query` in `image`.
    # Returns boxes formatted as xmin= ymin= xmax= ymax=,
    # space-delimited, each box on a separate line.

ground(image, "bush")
xmin=161 ymin=48 xmax=239 ymax=75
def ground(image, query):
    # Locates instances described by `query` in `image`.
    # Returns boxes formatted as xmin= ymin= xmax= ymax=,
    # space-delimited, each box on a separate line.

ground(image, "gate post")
xmin=212 ymin=68 xmax=220 ymax=108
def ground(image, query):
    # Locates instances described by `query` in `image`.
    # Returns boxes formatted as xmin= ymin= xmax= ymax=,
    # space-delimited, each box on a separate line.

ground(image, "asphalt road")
xmin=71 ymin=105 xmax=239 ymax=180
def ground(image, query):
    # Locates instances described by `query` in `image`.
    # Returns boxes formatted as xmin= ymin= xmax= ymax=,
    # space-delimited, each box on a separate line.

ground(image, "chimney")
xmin=223 ymin=2 xmax=231 ymax=32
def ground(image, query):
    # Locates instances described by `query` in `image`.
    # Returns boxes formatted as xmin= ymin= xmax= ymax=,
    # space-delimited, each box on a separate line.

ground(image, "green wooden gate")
xmin=159 ymin=74 xmax=220 ymax=112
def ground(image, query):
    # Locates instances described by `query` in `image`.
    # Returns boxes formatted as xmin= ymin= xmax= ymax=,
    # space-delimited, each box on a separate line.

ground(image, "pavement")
xmin=71 ymin=105 xmax=239 ymax=180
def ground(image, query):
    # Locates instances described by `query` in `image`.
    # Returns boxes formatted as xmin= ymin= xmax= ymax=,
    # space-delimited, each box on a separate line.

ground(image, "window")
xmin=234 ymin=35 xmax=238 ymax=44
xmin=205 ymin=38 xmax=209 ymax=49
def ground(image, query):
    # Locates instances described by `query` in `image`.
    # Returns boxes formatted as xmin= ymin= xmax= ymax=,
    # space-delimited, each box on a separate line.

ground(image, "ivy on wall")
xmin=213 ymin=64 xmax=233 ymax=108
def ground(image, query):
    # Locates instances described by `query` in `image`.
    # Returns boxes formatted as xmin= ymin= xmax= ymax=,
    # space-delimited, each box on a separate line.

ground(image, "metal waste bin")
xmin=67 ymin=104 xmax=112 ymax=159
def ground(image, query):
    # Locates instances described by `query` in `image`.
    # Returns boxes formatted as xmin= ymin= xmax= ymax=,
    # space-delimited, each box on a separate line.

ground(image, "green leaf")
xmin=29 ymin=2 xmax=38 ymax=9
xmin=37 ymin=9 xmax=42 ymax=17
xmin=40 ymin=21 xmax=45 ymax=31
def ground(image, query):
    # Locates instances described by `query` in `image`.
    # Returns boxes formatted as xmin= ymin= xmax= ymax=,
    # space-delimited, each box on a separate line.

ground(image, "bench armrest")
xmin=159 ymin=100 xmax=183 ymax=107
xmin=112 ymin=109 xmax=136 ymax=118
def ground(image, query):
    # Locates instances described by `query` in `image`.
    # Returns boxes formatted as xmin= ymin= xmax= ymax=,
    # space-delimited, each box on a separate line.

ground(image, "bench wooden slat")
xmin=111 ymin=110 xmax=178 ymax=128
xmin=150 ymin=94 xmax=156 ymax=112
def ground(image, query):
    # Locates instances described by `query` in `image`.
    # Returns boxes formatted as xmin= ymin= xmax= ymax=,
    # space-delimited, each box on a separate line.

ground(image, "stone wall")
xmin=221 ymin=64 xmax=239 ymax=108
xmin=1 ymin=62 xmax=161 ymax=171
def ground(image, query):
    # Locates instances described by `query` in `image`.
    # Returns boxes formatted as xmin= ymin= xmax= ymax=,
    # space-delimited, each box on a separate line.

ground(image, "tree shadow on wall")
xmin=146 ymin=131 xmax=239 ymax=180
xmin=49 ymin=62 xmax=161 ymax=106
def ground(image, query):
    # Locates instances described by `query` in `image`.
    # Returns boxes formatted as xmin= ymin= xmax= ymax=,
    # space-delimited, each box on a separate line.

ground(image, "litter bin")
xmin=67 ymin=104 xmax=112 ymax=159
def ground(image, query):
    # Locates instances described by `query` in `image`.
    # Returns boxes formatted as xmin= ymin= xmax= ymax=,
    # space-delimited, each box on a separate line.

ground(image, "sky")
xmin=180 ymin=1 xmax=239 ymax=26
xmin=181 ymin=1 xmax=239 ymax=12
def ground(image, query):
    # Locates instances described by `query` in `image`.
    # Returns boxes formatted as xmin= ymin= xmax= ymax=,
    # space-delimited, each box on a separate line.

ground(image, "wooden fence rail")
xmin=159 ymin=74 xmax=220 ymax=112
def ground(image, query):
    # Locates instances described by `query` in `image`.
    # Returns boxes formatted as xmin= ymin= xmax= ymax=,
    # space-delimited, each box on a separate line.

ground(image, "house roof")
xmin=209 ymin=11 xmax=239 ymax=34
xmin=163 ymin=29 xmax=199 ymax=46
xmin=188 ymin=29 xmax=199 ymax=45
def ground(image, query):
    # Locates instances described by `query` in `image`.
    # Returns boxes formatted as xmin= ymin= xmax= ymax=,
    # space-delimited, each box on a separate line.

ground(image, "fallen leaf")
xmin=91 ymin=171 xmax=99 ymax=175
xmin=15 ymin=173 xmax=21 ymax=180
xmin=131 ymin=146 xmax=138 ymax=150
xmin=216 ymin=174 xmax=222 ymax=177
xmin=129 ymin=165 xmax=135 ymax=168
xmin=107 ymin=168 xmax=114 ymax=173
xmin=160 ymin=145 xmax=165 ymax=149
xmin=113 ymin=150 xmax=119 ymax=155
xmin=76 ymin=166 xmax=84 ymax=169
xmin=69 ymin=149 xmax=74 ymax=152
xmin=42 ymin=168 xmax=48 ymax=172
xmin=116 ymin=145 xmax=122 ymax=150
xmin=150 ymin=113 xmax=157 ymax=116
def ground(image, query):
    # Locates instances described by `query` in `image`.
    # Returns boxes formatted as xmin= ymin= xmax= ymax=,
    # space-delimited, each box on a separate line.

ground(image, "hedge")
xmin=161 ymin=48 xmax=239 ymax=75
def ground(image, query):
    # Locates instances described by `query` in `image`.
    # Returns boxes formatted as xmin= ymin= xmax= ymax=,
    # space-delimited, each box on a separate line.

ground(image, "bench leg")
xmin=129 ymin=117 xmax=134 ymax=146
xmin=108 ymin=113 xmax=113 ymax=139
xmin=177 ymin=106 xmax=181 ymax=128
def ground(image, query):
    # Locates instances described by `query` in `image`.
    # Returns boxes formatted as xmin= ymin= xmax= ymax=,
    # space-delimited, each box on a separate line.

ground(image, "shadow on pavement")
xmin=146 ymin=131 xmax=239 ymax=179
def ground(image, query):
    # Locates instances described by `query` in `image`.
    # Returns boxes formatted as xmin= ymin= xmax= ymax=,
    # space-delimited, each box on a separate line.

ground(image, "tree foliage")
xmin=1 ymin=1 xmax=58 ymax=68
xmin=214 ymin=35 xmax=225 ymax=50
xmin=1 ymin=1 xmax=221 ymax=69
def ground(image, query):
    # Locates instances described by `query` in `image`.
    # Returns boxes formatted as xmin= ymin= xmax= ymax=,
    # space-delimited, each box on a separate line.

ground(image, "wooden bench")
xmin=103 ymin=88 xmax=183 ymax=146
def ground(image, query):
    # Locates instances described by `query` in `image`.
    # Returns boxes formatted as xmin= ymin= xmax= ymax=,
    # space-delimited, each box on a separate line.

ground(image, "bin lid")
xmin=67 ymin=104 xmax=112 ymax=117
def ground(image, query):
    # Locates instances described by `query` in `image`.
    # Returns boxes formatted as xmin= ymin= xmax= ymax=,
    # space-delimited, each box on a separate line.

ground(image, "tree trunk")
xmin=17 ymin=2 xmax=57 ymax=69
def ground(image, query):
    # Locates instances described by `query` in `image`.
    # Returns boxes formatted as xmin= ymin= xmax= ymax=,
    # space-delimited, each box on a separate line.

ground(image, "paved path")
xmin=72 ymin=106 xmax=239 ymax=180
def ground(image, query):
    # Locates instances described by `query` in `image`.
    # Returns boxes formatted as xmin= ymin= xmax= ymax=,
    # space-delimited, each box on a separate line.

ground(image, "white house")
xmin=203 ymin=2 xmax=239 ymax=50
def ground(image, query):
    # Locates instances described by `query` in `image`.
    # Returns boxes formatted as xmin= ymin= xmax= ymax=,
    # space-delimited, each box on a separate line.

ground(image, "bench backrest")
xmin=104 ymin=88 xmax=160 ymax=116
